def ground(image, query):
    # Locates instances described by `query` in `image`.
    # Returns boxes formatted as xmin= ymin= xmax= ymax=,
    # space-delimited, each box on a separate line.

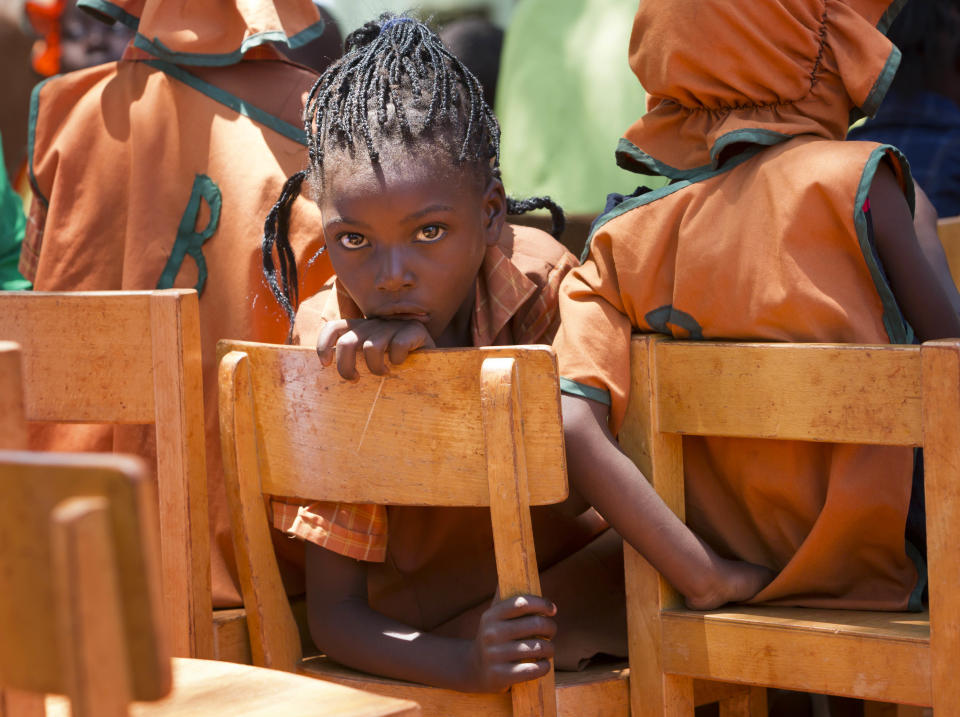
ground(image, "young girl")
xmin=260 ymin=14 xmax=637 ymax=692
xmin=555 ymin=0 xmax=960 ymax=612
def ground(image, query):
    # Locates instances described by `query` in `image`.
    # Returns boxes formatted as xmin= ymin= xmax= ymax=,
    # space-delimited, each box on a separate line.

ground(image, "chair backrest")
xmin=619 ymin=335 xmax=960 ymax=705
xmin=0 ymin=290 xmax=211 ymax=658
xmin=938 ymin=215 xmax=960 ymax=288
xmin=0 ymin=341 xmax=26 ymax=450
xmin=0 ymin=450 xmax=171 ymax=715
xmin=218 ymin=340 xmax=568 ymax=717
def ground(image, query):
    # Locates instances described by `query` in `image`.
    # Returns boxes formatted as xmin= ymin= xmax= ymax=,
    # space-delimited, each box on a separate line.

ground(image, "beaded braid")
xmin=262 ymin=13 xmax=565 ymax=338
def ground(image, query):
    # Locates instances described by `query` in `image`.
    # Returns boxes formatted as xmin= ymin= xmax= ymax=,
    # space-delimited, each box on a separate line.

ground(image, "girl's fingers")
xmin=490 ymin=659 xmax=552 ymax=686
xmin=484 ymin=638 xmax=555 ymax=663
xmin=387 ymin=322 xmax=432 ymax=366
xmin=316 ymin=320 xmax=353 ymax=365
xmin=361 ymin=324 xmax=401 ymax=376
xmin=480 ymin=614 xmax=557 ymax=645
xmin=486 ymin=595 xmax=557 ymax=621
xmin=334 ymin=329 xmax=363 ymax=380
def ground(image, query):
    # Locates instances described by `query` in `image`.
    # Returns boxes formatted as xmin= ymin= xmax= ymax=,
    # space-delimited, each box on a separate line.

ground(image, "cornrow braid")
xmin=262 ymin=13 xmax=565 ymax=337
xmin=262 ymin=170 xmax=309 ymax=340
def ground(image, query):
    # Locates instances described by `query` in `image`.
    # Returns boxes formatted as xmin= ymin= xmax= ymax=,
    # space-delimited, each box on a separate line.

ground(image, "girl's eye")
xmin=415 ymin=225 xmax=446 ymax=242
xmin=338 ymin=233 xmax=369 ymax=250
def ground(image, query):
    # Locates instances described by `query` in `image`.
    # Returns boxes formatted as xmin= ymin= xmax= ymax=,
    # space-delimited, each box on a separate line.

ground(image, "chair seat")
xmin=301 ymin=655 xmax=631 ymax=717
xmin=46 ymin=658 xmax=419 ymax=716
xmin=661 ymin=606 xmax=931 ymax=704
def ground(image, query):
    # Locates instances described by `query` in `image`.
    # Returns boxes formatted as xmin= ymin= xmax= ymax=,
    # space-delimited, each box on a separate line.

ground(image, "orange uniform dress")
xmin=21 ymin=0 xmax=333 ymax=607
xmin=274 ymin=224 xmax=628 ymax=669
xmin=554 ymin=0 xmax=923 ymax=610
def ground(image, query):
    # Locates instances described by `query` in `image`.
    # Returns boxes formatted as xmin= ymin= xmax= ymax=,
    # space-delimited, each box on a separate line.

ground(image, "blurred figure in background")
xmin=848 ymin=0 xmax=960 ymax=218
xmin=496 ymin=0 xmax=667 ymax=226
xmin=439 ymin=16 xmax=503 ymax=108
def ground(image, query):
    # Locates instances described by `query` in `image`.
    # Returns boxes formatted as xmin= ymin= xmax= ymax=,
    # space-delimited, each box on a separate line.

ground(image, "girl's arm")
xmin=305 ymin=541 xmax=556 ymax=693
xmin=561 ymin=394 xmax=773 ymax=609
xmin=871 ymin=164 xmax=960 ymax=341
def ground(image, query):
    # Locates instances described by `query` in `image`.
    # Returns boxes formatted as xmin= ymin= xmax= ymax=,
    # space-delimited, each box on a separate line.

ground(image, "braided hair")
xmin=262 ymin=13 xmax=565 ymax=337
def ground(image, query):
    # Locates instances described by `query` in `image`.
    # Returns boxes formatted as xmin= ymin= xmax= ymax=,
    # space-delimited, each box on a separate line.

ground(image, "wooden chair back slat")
xmin=0 ymin=290 xmax=211 ymax=660
xmin=654 ymin=341 xmax=922 ymax=445
xmin=219 ymin=341 xmax=567 ymax=506
xmin=219 ymin=342 xmax=567 ymax=717
xmin=937 ymin=215 xmax=960 ymax=286
xmin=0 ymin=293 xmax=154 ymax=423
xmin=0 ymin=451 xmax=170 ymax=702
xmin=0 ymin=342 xmax=27 ymax=450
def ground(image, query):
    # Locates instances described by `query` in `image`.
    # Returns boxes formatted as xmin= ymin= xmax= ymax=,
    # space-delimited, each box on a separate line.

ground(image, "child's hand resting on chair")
xmin=317 ymin=318 xmax=435 ymax=380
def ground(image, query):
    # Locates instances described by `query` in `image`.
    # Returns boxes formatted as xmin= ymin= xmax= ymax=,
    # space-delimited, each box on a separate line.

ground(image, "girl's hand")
xmin=463 ymin=595 xmax=557 ymax=694
xmin=316 ymin=318 xmax=435 ymax=380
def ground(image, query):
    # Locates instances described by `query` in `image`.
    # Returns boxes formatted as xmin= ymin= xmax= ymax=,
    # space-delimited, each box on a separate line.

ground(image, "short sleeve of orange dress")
xmin=552 ymin=226 xmax=635 ymax=435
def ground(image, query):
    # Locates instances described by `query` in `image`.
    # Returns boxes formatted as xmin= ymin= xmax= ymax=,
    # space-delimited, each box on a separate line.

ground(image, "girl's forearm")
xmin=309 ymin=595 xmax=479 ymax=692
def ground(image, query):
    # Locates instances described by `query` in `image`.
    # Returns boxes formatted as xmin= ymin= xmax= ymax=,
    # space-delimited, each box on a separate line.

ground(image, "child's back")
xmin=554 ymin=0 xmax=960 ymax=610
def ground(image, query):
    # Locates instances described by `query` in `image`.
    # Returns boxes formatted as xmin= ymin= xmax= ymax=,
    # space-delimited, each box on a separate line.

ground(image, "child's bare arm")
xmin=305 ymin=541 xmax=556 ymax=693
xmin=870 ymin=164 xmax=960 ymax=341
xmin=316 ymin=318 xmax=435 ymax=379
xmin=561 ymin=394 xmax=773 ymax=609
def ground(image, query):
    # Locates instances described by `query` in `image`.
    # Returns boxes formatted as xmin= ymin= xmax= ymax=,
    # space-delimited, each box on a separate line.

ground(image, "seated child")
xmin=260 ymin=14 xmax=626 ymax=692
xmin=555 ymin=0 xmax=960 ymax=611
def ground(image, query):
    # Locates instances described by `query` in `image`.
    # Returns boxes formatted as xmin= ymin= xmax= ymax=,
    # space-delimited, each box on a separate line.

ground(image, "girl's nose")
xmin=375 ymin=247 xmax=416 ymax=292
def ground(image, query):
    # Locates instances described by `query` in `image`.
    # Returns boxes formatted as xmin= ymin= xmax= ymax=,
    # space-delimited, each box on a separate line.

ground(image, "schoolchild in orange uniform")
xmin=554 ymin=0 xmax=960 ymax=610
xmin=22 ymin=0 xmax=333 ymax=607
xmin=262 ymin=14 xmax=627 ymax=691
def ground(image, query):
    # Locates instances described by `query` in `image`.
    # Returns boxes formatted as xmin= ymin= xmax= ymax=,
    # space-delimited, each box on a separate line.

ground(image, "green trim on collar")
xmin=559 ymin=378 xmax=611 ymax=406
xmin=134 ymin=20 xmax=326 ymax=67
xmin=877 ymin=0 xmax=909 ymax=35
xmin=709 ymin=128 xmax=793 ymax=166
xmin=616 ymin=137 xmax=712 ymax=180
xmin=582 ymin=144 xmax=765 ymax=261
xmin=853 ymin=144 xmax=914 ymax=345
xmin=77 ymin=0 xmax=139 ymax=30
xmin=27 ymin=76 xmax=55 ymax=209
xmin=616 ymin=128 xmax=792 ymax=182
xmin=861 ymin=45 xmax=901 ymax=118
xmin=143 ymin=59 xmax=308 ymax=145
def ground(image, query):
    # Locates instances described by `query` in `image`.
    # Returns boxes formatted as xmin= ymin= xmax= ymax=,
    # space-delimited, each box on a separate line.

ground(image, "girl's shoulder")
xmin=501 ymin=222 xmax=579 ymax=276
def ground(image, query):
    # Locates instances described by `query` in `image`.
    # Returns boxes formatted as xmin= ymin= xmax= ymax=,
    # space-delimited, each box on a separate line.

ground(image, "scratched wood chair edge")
xmin=0 ymin=342 xmax=27 ymax=451
xmin=0 ymin=289 xmax=212 ymax=659
xmin=622 ymin=335 xmax=960 ymax=713
xmin=148 ymin=290 xmax=213 ymax=660
xmin=218 ymin=345 xmax=632 ymax=717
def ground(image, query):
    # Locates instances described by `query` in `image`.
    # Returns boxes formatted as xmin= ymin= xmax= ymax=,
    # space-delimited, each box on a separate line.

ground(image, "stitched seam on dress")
xmin=668 ymin=8 xmax=830 ymax=114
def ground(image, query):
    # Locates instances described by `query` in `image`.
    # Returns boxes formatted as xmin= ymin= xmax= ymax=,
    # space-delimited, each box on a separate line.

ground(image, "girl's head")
xmin=263 ymin=13 xmax=563 ymax=341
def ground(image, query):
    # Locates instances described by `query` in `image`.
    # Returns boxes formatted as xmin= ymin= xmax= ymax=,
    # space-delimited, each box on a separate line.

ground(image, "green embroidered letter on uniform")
xmin=157 ymin=174 xmax=222 ymax=294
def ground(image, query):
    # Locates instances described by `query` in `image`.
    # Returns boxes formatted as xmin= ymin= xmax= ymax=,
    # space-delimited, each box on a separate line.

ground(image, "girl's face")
xmin=318 ymin=152 xmax=505 ymax=346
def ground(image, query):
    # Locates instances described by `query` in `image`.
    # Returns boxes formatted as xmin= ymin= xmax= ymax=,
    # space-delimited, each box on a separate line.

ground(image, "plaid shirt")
xmin=272 ymin=227 xmax=577 ymax=560
xmin=848 ymin=90 xmax=960 ymax=218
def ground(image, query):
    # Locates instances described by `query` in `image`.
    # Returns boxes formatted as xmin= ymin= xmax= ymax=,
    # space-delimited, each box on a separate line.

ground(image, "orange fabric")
xmin=622 ymin=0 xmax=902 ymax=174
xmin=81 ymin=0 xmax=322 ymax=60
xmin=273 ymin=223 xmax=577 ymax=561
xmin=555 ymin=136 xmax=919 ymax=610
xmin=25 ymin=50 xmax=332 ymax=607
xmin=553 ymin=0 xmax=919 ymax=611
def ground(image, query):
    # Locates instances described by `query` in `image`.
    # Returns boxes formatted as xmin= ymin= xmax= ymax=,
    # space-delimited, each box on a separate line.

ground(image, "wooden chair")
xmin=937 ymin=215 xmax=960 ymax=288
xmin=0 ymin=341 xmax=26 ymax=450
xmin=0 ymin=289 xmax=211 ymax=659
xmin=217 ymin=340 xmax=762 ymax=717
xmin=0 ymin=449 xmax=420 ymax=717
xmin=620 ymin=334 xmax=960 ymax=716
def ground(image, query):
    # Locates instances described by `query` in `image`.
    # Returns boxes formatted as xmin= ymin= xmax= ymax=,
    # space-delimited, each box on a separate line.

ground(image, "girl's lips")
xmin=375 ymin=308 xmax=430 ymax=322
